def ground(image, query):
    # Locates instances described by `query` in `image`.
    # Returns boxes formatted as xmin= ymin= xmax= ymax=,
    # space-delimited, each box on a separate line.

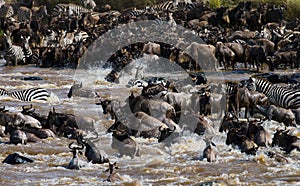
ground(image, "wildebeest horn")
xmin=0 ymin=106 xmax=5 ymax=112
xmin=22 ymin=104 xmax=34 ymax=112
xmin=69 ymin=142 xmax=76 ymax=149
xmin=159 ymin=126 xmax=166 ymax=132
xmin=69 ymin=141 xmax=84 ymax=150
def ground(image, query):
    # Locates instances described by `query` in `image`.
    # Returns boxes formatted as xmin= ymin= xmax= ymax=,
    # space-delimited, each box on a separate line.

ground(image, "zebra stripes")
xmin=21 ymin=36 xmax=33 ymax=63
xmin=225 ymin=82 xmax=238 ymax=96
xmin=151 ymin=1 xmax=177 ymax=12
xmin=52 ymin=3 xmax=91 ymax=17
xmin=0 ymin=87 xmax=50 ymax=101
xmin=249 ymin=77 xmax=300 ymax=109
xmin=4 ymin=33 xmax=26 ymax=66
xmin=175 ymin=1 xmax=202 ymax=11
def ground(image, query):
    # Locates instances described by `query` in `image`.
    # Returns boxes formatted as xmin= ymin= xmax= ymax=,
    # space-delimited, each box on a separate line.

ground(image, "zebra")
xmin=151 ymin=1 xmax=178 ymax=12
xmin=30 ymin=49 xmax=40 ymax=65
xmin=21 ymin=35 xmax=32 ymax=64
xmin=41 ymin=29 xmax=58 ymax=47
xmin=174 ymin=0 xmax=201 ymax=11
xmin=248 ymin=77 xmax=300 ymax=109
xmin=127 ymin=8 xmax=146 ymax=18
xmin=52 ymin=4 xmax=91 ymax=17
xmin=59 ymin=30 xmax=74 ymax=49
xmin=74 ymin=30 xmax=89 ymax=43
xmin=232 ymin=39 xmax=247 ymax=44
xmin=81 ymin=0 xmax=96 ymax=10
xmin=0 ymin=87 xmax=50 ymax=101
xmin=4 ymin=33 xmax=26 ymax=66
xmin=151 ymin=12 xmax=176 ymax=28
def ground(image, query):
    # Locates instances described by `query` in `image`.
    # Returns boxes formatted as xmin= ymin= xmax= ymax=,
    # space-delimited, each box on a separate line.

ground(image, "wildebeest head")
xmin=0 ymin=106 xmax=9 ymax=113
xmin=272 ymin=128 xmax=299 ymax=153
xmin=47 ymin=107 xmax=78 ymax=133
xmin=21 ymin=104 xmax=35 ymax=114
xmin=96 ymin=99 xmax=112 ymax=114
xmin=158 ymin=126 xmax=176 ymax=143
xmin=67 ymin=82 xmax=83 ymax=98
xmin=203 ymin=142 xmax=217 ymax=162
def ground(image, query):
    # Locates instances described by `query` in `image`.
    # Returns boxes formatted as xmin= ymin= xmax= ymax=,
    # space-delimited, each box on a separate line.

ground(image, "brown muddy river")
xmin=0 ymin=62 xmax=299 ymax=186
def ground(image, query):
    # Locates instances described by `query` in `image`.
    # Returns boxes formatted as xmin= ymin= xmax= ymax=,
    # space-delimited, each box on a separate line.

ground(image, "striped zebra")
xmin=174 ymin=0 xmax=202 ymax=11
xmin=232 ymin=39 xmax=247 ymax=44
xmin=30 ymin=49 xmax=40 ymax=65
xmin=59 ymin=30 xmax=74 ymax=48
xmin=4 ymin=33 xmax=26 ymax=66
xmin=151 ymin=12 xmax=176 ymax=28
xmin=151 ymin=1 xmax=178 ymax=12
xmin=127 ymin=8 xmax=147 ymax=18
xmin=74 ymin=30 xmax=89 ymax=43
xmin=248 ymin=77 xmax=300 ymax=109
xmin=21 ymin=35 xmax=32 ymax=64
xmin=52 ymin=4 xmax=91 ymax=17
xmin=0 ymin=87 xmax=50 ymax=101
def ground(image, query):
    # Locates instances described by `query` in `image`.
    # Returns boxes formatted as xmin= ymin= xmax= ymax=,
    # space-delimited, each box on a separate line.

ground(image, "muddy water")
xmin=0 ymin=63 xmax=299 ymax=186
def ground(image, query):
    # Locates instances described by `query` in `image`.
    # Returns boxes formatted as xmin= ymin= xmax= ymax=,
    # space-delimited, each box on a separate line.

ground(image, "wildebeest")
xmin=256 ymin=104 xmax=296 ymax=127
xmin=111 ymin=123 xmax=140 ymax=158
xmin=67 ymin=82 xmax=96 ymax=98
xmin=47 ymin=107 xmax=95 ymax=138
xmin=134 ymin=111 xmax=170 ymax=139
xmin=128 ymin=93 xmax=177 ymax=122
xmin=0 ymin=109 xmax=26 ymax=127
xmin=96 ymin=99 xmax=120 ymax=120
xmin=21 ymin=104 xmax=49 ymax=128
xmin=105 ymin=162 xmax=122 ymax=182
xmin=203 ymin=142 xmax=217 ymax=162
xmin=226 ymin=127 xmax=258 ymax=155
xmin=76 ymin=134 xmax=110 ymax=164
xmin=254 ymin=126 xmax=272 ymax=147
xmin=67 ymin=142 xmax=84 ymax=170
xmin=272 ymin=128 xmax=300 ymax=153
xmin=2 ymin=153 xmax=34 ymax=164
xmin=215 ymin=41 xmax=235 ymax=69
xmin=4 ymin=124 xmax=28 ymax=145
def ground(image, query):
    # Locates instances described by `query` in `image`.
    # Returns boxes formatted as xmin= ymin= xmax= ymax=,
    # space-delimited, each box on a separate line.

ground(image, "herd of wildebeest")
xmin=1 ymin=71 xmax=300 ymax=181
xmin=0 ymin=0 xmax=300 ymax=182
xmin=0 ymin=0 xmax=299 ymax=71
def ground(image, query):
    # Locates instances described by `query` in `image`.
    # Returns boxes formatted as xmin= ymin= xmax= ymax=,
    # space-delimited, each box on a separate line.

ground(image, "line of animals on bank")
xmin=1 ymin=0 xmax=300 ymax=182
xmin=2 ymin=74 xmax=300 ymax=178
xmin=0 ymin=0 xmax=299 ymax=72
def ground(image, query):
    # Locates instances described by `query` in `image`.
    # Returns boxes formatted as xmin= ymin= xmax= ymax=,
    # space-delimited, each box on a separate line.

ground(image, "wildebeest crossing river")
xmin=0 ymin=63 xmax=299 ymax=185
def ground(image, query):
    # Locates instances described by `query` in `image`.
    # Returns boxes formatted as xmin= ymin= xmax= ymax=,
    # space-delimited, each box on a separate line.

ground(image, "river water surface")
xmin=0 ymin=62 xmax=299 ymax=186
